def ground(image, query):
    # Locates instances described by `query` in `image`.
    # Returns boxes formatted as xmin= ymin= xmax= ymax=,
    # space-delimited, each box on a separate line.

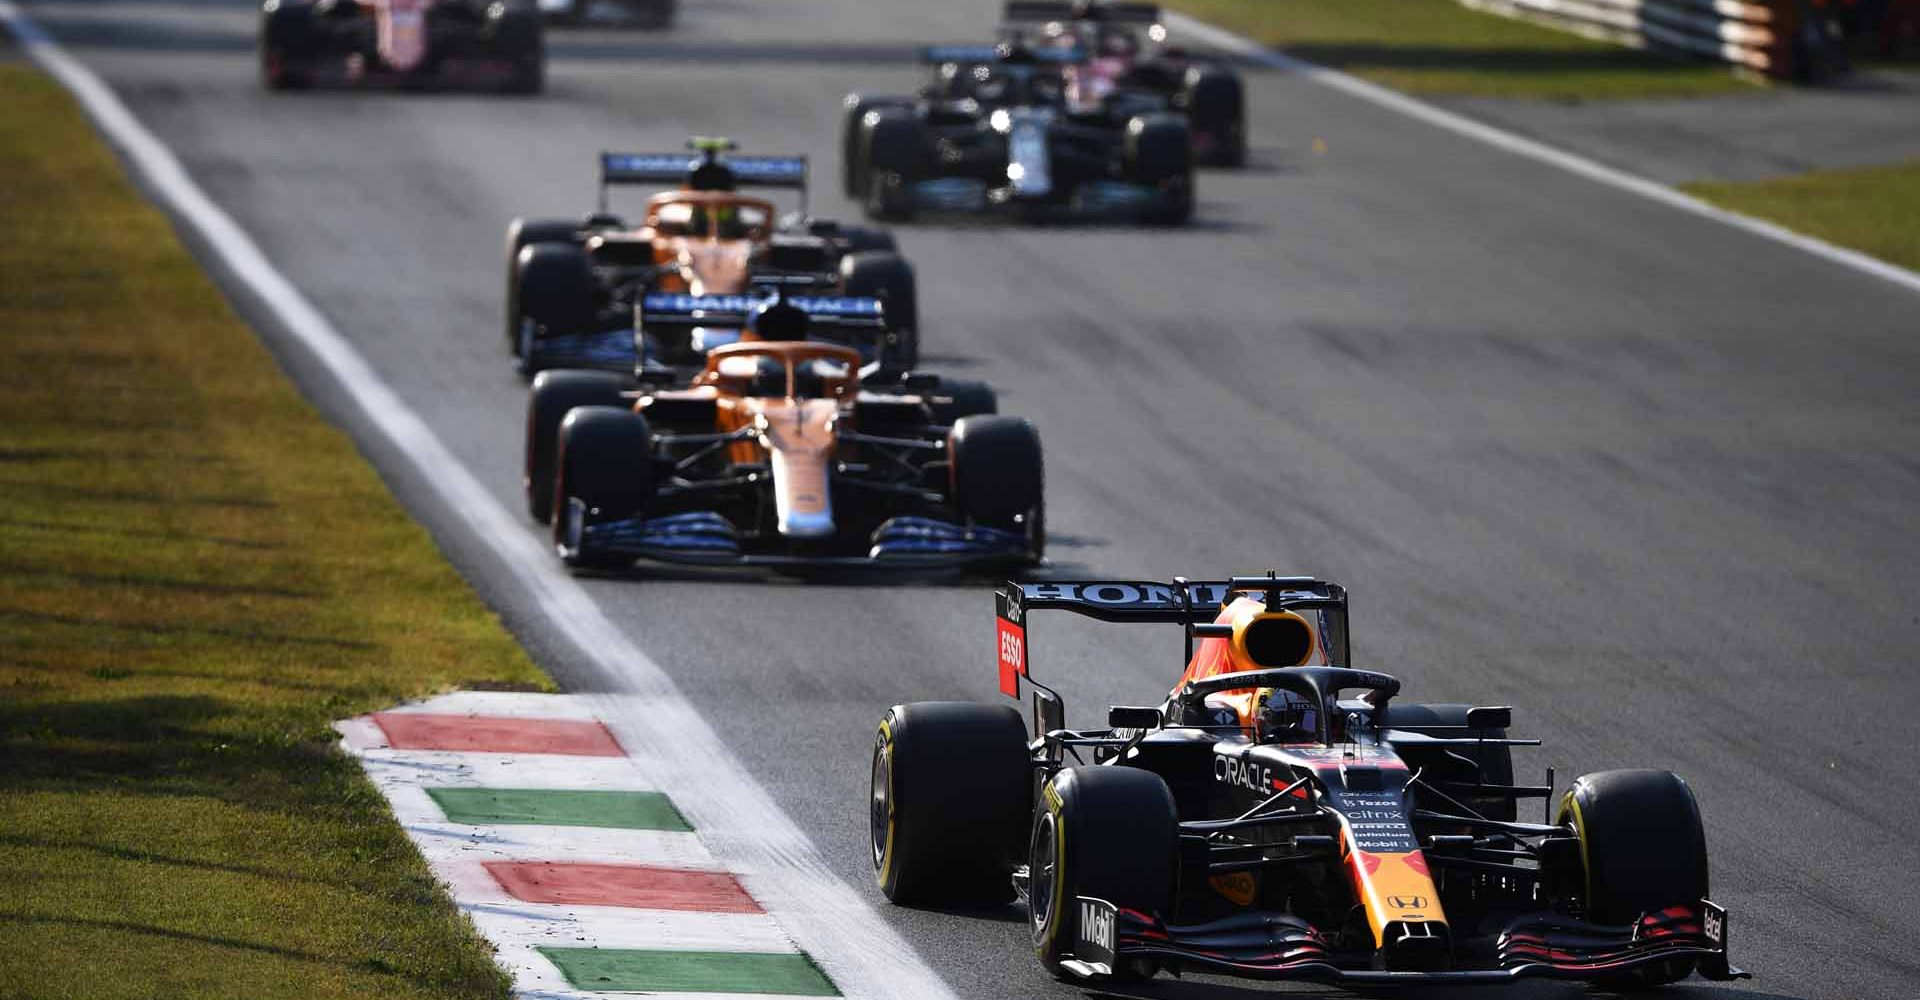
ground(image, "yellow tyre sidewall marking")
xmin=873 ymin=718 xmax=896 ymax=890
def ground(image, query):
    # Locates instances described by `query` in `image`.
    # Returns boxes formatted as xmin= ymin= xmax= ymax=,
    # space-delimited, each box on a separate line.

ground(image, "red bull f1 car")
xmin=870 ymin=576 xmax=1748 ymax=986
xmin=259 ymin=0 xmax=544 ymax=92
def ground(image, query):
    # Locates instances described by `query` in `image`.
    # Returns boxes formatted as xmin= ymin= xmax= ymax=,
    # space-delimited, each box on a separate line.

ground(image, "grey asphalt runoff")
xmin=1437 ymin=70 xmax=1920 ymax=185
xmin=21 ymin=1 xmax=1920 ymax=998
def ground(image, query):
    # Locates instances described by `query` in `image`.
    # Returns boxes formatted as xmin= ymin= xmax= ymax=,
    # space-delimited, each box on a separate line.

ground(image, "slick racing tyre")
xmin=1181 ymin=67 xmax=1246 ymax=167
xmin=842 ymin=95 xmax=912 ymax=198
xmin=513 ymin=241 xmax=599 ymax=372
xmin=835 ymin=224 xmax=897 ymax=255
xmin=839 ymin=251 xmax=918 ymax=369
xmin=552 ymin=406 xmax=654 ymax=570
xmin=1125 ymin=113 xmax=1195 ymax=226
xmin=492 ymin=6 xmax=545 ymax=94
xmin=1559 ymin=769 xmax=1710 ymax=985
xmin=1382 ymin=703 xmax=1515 ymax=821
xmin=860 ymin=113 xmax=926 ymax=222
xmin=504 ymin=218 xmax=580 ymax=350
xmin=259 ymin=1 xmax=316 ymax=90
xmin=925 ymin=378 xmax=997 ymax=425
xmin=1030 ymin=766 xmax=1177 ymax=981
xmin=950 ymin=416 xmax=1043 ymax=558
xmin=871 ymin=702 xmax=1030 ymax=906
xmin=525 ymin=370 xmax=632 ymax=524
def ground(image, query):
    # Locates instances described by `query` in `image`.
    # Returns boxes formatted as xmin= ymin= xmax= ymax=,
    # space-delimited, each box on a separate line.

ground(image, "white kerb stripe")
xmin=0 ymin=6 xmax=956 ymax=998
xmin=1162 ymin=11 xmax=1920 ymax=298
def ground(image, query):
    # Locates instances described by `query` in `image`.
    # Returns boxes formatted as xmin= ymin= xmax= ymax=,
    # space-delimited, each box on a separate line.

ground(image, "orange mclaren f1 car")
xmin=523 ymin=297 xmax=1041 ymax=570
xmin=505 ymin=139 xmax=919 ymax=377
xmin=870 ymin=575 xmax=1748 ymax=986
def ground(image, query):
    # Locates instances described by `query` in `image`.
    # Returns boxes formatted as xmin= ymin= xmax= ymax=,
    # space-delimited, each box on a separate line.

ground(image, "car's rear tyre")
xmin=842 ymin=96 xmax=904 ymax=198
xmin=840 ymin=251 xmax=918 ymax=369
xmin=1559 ymin=768 xmax=1708 ymax=985
xmin=1182 ymin=67 xmax=1245 ymax=168
xmin=505 ymin=218 xmax=580 ymax=350
xmin=1030 ymin=766 xmax=1177 ymax=980
xmin=259 ymin=2 xmax=315 ymax=90
xmin=1383 ymin=703 xmax=1515 ymax=822
xmin=950 ymin=416 xmax=1043 ymax=558
xmin=836 ymin=224 xmax=897 ymax=255
xmin=1125 ymin=113 xmax=1194 ymax=226
xmin=525 ymin=370 xmax=632 ymax=524
xmin=861 ymin=113 xmax=925 ymax=222
xmin=553 ymin=406 xmax=653 ymax=569
xmin=493 ymin=6 xmax=544 ymax=94
xmin=514 ymin=241 xmax=599 ymax=372
xmin=926 ymin=378 xmax=997 ymax=425
xmin=871 ymin=702 xmax=1031 ymax=906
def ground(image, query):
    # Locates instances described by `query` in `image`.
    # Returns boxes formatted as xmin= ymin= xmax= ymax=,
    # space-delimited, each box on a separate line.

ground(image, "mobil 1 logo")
xmin=1075 ymin=896 xmax=1117 ymax=970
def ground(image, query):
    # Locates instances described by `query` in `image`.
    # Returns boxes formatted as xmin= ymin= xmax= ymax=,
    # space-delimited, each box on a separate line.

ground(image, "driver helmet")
xmin=1098 ymin=28 xmax=1140 ymax=58
xmin=748 ymin=297 xmax=809 ymax=342
xmin=1252 ymin=687 xmax=1318 ymax=744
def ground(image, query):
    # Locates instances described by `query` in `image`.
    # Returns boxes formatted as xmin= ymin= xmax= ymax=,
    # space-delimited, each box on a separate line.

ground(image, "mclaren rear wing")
xmin=638 ymin=292 xmax=889 ymax=352
xmin=995 ymin=576 xmax=1351 ymax=702
xmin=598 ymin=152 xmax=810 ymax=211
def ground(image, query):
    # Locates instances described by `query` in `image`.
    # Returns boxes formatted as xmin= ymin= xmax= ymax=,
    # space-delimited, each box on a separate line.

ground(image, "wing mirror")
xmin=1466 ymin=706 xmax=1512 ymax=731
xmin=1108 ymin=706 xmax=1162 ymax=730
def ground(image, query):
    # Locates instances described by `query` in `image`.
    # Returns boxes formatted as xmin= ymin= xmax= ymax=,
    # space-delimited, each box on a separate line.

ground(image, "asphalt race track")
xmin=19 ymin=1 xmax=1920 ymax=997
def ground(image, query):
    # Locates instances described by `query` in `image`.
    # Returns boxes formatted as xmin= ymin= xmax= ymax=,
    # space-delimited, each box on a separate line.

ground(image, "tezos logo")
xmin=1387 ymin=895 xmax=1428 ymax=909
xmin=1703 ymin=906 xmax=1723 ymax=945
xmin=1214 ymin=753 xmax=1274 ymax=793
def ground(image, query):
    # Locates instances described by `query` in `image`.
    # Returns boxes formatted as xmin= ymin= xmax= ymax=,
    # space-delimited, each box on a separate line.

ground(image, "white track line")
xmin=351 ymin=748 xmax=662 ymax=791
xmin=402 ymin=818 xmax=723 ymax=868
xmin=0 ymin=6 xmax=953 ymax=998
xmin=1163 ymin=11 xmax=1920 ymax=298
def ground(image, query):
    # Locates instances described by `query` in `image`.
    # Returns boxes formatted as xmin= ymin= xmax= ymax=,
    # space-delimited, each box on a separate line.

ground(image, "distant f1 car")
xmin=523 ymin=294 xmax=1042 ymax=570
xmin=1001 ymin=1 xmax=1246 ymax=166
xmin=870 ymin=575 xmax=1749 ymax=986
xmin=259 ymin=0 xmax=544 ymax=92
xmin=505 ymin=139 xmax=920 ymax=375
xmin=842 ymin=43 xmax=1194 ymax=224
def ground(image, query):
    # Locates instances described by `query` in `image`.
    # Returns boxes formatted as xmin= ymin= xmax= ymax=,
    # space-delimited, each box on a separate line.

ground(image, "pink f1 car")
xmin=258 ymin=0 xmax=544 ymax=92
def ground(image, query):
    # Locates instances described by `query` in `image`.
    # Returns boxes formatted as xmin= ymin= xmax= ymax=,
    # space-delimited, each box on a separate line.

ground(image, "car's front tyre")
xmin=871 ymin=702 xmax=1030 ymax=906
xmin=1559 ymin=768 xmax=1710 ymax=986
xmin=1030 ymin=765 xmax=1177 ymax=980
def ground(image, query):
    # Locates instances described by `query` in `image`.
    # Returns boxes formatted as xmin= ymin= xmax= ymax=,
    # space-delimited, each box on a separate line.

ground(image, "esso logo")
xmin=999 ymin=630 xmax=1024 ymax=671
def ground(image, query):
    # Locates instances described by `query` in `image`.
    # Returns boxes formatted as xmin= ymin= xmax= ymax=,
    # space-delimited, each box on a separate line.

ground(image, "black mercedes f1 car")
xmin=999 ymin=0 xmax=1246 ymax=166
xmin=842 ymin=44 xmax=1194 ymax=224
xmin=870 ymin=576 xmax=1748 ymax=986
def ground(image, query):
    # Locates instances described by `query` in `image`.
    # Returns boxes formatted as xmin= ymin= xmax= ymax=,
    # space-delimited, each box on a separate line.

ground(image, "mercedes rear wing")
xmin=919 ymin=44 xmax=1084 ymax=65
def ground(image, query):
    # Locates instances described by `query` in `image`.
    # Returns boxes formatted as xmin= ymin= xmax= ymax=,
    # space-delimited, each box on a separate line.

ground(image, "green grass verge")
xmin=1169 ymin=0 xmax=1759 ymax=99
xmin=0 ymin=63 xmax=551 ymax=1000
xmin=1683 ymin=159 xmax=1920 ymax=273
